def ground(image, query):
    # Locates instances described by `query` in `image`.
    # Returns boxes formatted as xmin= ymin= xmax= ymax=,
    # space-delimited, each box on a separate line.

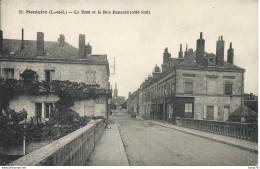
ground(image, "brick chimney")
xmin=59 ymin=34 xmax=65 ymax=47
xmin=0 ymin=30 xmax=3 ymax=54
xmin=196 ymin=32 xmax=205 ymax=66
xmin=78 ymin=34 xmax=86 ymax=58
xmin=21 ymin=28 xmax=24 ymax=50
xmin=163 ymin=47 xmax=171 ymax=63
xmin=85 ymin=42 xmax=92 ymax=55
xmin=227 ymin=42 xmax=234 ymax=64
xmin=216 ymin=36 xmax=225 ymax=66
xmin=36 ymin=32 xmax=44 ymax=56
xmin=178 ymin=44 xmax=183 ymax=58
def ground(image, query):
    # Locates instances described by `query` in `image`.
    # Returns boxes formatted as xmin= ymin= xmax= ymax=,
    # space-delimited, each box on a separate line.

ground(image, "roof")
xmin=229 ymin=105 xmax=257 ymax=117
xmin=0 ymin=39 xmax=109 ymax=65
xmin=178 ymin=51 xmax=245 ymax=71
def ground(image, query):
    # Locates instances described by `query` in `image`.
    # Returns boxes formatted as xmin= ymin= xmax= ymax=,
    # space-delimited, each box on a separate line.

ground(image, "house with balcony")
xmin=0 ymin=29 xmax=111 ymax=123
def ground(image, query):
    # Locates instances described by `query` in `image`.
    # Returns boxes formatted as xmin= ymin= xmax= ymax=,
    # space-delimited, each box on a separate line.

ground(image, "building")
xmin=0 ymin=28 xmax=111 ymax=122
xmin=127 ymin=90 xmax=140 ymax=116
xmin=111 ymin=83 xmax=125 ymax=109
xmin=129 ymin=33 xmax=245 ymax=123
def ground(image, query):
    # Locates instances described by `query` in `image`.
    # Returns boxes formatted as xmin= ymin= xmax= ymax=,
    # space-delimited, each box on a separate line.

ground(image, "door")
xmin=224 ymin=107 xmax=230 ymax=121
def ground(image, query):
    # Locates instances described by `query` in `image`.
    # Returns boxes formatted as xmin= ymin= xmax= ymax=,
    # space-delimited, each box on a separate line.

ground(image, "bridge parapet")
xmin=9 ymin=119 xmax=106 ymax=166
xmin=176 ymin=118 xmax=258 ymax=142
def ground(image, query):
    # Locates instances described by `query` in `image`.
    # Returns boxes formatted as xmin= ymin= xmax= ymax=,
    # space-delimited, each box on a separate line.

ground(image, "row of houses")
xmin=127 ymin=32 xmax=256 ymax=123
xmin=0 ymin=28 xmax=111 ymax=123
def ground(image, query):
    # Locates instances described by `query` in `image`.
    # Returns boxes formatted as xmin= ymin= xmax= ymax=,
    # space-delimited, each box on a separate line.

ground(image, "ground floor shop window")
xmin=184 ymin=103 xmax=193 ymax=118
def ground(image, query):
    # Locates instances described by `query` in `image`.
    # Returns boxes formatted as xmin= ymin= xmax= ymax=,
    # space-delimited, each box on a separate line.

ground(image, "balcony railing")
xmin=175 ymin=117 xmax=258 ymax=142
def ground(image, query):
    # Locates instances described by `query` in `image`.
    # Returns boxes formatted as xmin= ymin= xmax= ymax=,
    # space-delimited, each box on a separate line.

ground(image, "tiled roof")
xmin=1 ymin=39 xmax=108 ymax=64
xmin=2 ymin=39 xmax=78 ymax=59
xmin=229 ymin=105 xmax=257 ymax=117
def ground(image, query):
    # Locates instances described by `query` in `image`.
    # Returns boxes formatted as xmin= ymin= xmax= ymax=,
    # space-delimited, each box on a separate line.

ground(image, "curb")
xmin=114 ymin=123 xmax=130 ymax=166
xmin=140 ymin=119 xmax=258 ymax=154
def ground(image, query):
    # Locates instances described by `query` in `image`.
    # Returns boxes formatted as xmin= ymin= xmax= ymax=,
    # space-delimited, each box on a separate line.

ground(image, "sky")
xmin=1 ymin=0 xmax=258 ymax=98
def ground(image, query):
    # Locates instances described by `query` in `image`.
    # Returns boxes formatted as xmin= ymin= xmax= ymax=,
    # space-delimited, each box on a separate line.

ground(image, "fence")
xmin=175 ymin=117 xmax=258 ymax=142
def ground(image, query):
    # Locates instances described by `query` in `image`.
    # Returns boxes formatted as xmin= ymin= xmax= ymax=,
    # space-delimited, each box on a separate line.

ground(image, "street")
xmin=112 ymin=112 xmax=258 ymax=166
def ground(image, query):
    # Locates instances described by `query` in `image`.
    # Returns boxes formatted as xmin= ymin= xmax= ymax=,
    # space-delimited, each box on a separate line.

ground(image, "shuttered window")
xmin=184 ymin=79 xmax=193 ymax=94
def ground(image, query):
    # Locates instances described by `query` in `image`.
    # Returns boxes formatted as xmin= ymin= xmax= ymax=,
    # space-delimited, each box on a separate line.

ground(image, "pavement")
xmin=86 ymin=118 xmax=129 ymax=166
xmin=136 ymin=115 xmax=258 ymax=153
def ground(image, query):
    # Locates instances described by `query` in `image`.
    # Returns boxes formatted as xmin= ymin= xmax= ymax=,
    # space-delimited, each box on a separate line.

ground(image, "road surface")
xmin=112 ymin=112 xmax=258 ymax=166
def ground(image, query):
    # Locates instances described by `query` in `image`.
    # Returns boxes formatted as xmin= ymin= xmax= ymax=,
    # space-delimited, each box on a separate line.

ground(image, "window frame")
xmin=184 ymin=103 xmax=193 ymax=118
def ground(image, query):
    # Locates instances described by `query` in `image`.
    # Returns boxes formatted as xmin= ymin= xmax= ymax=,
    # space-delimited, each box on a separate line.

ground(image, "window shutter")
xmin=14 ymin=69 xmax=20 ymax=80
xmin=214 ymin=106 xmax=218 ymax=119
xmin=203 ymin=106 xmax=207 ymax=119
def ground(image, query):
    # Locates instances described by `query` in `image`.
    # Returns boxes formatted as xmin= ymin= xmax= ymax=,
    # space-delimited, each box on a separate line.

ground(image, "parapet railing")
xmin=175 ymin=117 xmax=258 ymax=142
xmin=9 ymin=119 xmax=106 ymax=166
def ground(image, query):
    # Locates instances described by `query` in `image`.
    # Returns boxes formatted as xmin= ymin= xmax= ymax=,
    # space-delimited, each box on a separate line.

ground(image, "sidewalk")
xmin=86 ymin=120 xmax=129 ymax=166
xmin=136 ymin=116 xmax=258 ymax=153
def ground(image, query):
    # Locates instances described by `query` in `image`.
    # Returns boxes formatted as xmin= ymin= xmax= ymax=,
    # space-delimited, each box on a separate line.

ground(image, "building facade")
xmin=0 ymin=29 xmax=111 ymax=122
xmin=128 ymin=33 xmax=245 ymax=123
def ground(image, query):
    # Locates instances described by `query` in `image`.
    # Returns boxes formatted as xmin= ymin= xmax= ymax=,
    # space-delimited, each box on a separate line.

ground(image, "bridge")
xmin=9 ymin=112 xmax=258 ymax=166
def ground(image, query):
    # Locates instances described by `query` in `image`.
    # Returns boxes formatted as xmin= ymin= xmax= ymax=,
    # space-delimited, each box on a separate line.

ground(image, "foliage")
xmin=121 ymin=101 xmax=127 ymax=109
xmin=110 ymin=102 xmax=117 ymax=110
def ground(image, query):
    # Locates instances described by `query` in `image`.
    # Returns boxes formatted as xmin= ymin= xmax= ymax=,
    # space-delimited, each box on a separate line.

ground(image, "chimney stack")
xmin=0 ymin=30 xmax=3 ymax=54
xmin=36 ymin=32 xmax=44 ymax=56
xmin=59 ymin=34 xmax=65 ymax=47
xmin=227 ymin=42 xmax=234 ymax=64
xmin=184 ymin=44 xmax=189 ymax=58
xmin=78 ymin=34 xmax=86 ymax=58
xmin=196 ymin=32 xmax=205 ymax=66
xmin=216 ymin=35 xmax=225 ymax=66
xmin=21 ymin=28 xmax=24 ymax=50
xmin=85 ymin=42 xmax=92 ymax=55
xmin=163 ymin=47 xmax=171 ymax=63
xmin=178 ymin=44 xmax=183 ymax=58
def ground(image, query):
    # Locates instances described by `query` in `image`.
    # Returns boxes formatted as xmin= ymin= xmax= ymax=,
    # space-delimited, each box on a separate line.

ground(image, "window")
xmin=35 ymin=103 xmax=42 ymax=124
xmin=45 ymin=103 xmax=53 ymax=119
xmin=207 ymin=78 xmax=217 ymax=94
xmin=45 ymin=70 xmax=55 ymax=82
xmin=224 ymin=106 xmax=230 ymax=121
xmin=86 ymin=71 xmax=96 ymax=82
xmin=4 ymin=68 xmax=14 ymax=79
xmin=206 ymin=106 xmax=214 ymax=120
xmin=184 ymin=79 xmax=193 ymax=94
xmin=184 ymin=103 xmax=193 ymax=118
xmin=225 ymin=83 xmax=232 ymax=95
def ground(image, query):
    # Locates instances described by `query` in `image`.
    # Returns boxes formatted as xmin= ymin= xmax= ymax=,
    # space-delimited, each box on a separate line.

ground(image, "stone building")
xmin=0 ymin=28 xmax=111 ymax=122
xmin=129 ymin=32 xmax=245 ymax=123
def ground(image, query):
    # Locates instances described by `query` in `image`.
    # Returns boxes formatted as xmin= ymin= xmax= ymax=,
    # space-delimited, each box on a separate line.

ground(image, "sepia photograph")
xmin=0 ymin=0 xmax=258 ymax=167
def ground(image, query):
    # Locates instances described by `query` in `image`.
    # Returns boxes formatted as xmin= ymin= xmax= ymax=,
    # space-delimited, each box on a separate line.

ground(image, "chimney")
xmin=163 ymin=47 xmax=171 ymax=63
xmin=178 ymin=44 xmax=183 ymax=58
xmin=227 ymin=42 xmax=234 ymax=64
xmin=184 ymin=44 xmax=189 ymax=58
xmin=0 ymin=30 xmax=3 ymax=54
xmin=216 ymin=35 xmax=225 ymax=66
xmin=78 ymin=34 xmax=85 ymax=58
xmin=196 ymin=32 xmax=205 ymax=66
xmin=21 ymin=28 xmax=24 ymax=50
xmin=59 ymin=34 xmax=65 ymax=47
xmin=36 ymin=32 xmax=44 ymax=56
xmin=85 ymin=42 xmax=92 ymax=55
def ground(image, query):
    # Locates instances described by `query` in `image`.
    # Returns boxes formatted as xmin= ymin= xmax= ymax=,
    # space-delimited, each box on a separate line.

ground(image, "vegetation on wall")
xmin=0 ymin=69 xmax=110 ymax=148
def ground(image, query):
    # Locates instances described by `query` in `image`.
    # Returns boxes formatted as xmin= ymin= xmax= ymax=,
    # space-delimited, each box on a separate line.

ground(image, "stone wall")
xmin=9 ymin=119 xmax=106 ymax=166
